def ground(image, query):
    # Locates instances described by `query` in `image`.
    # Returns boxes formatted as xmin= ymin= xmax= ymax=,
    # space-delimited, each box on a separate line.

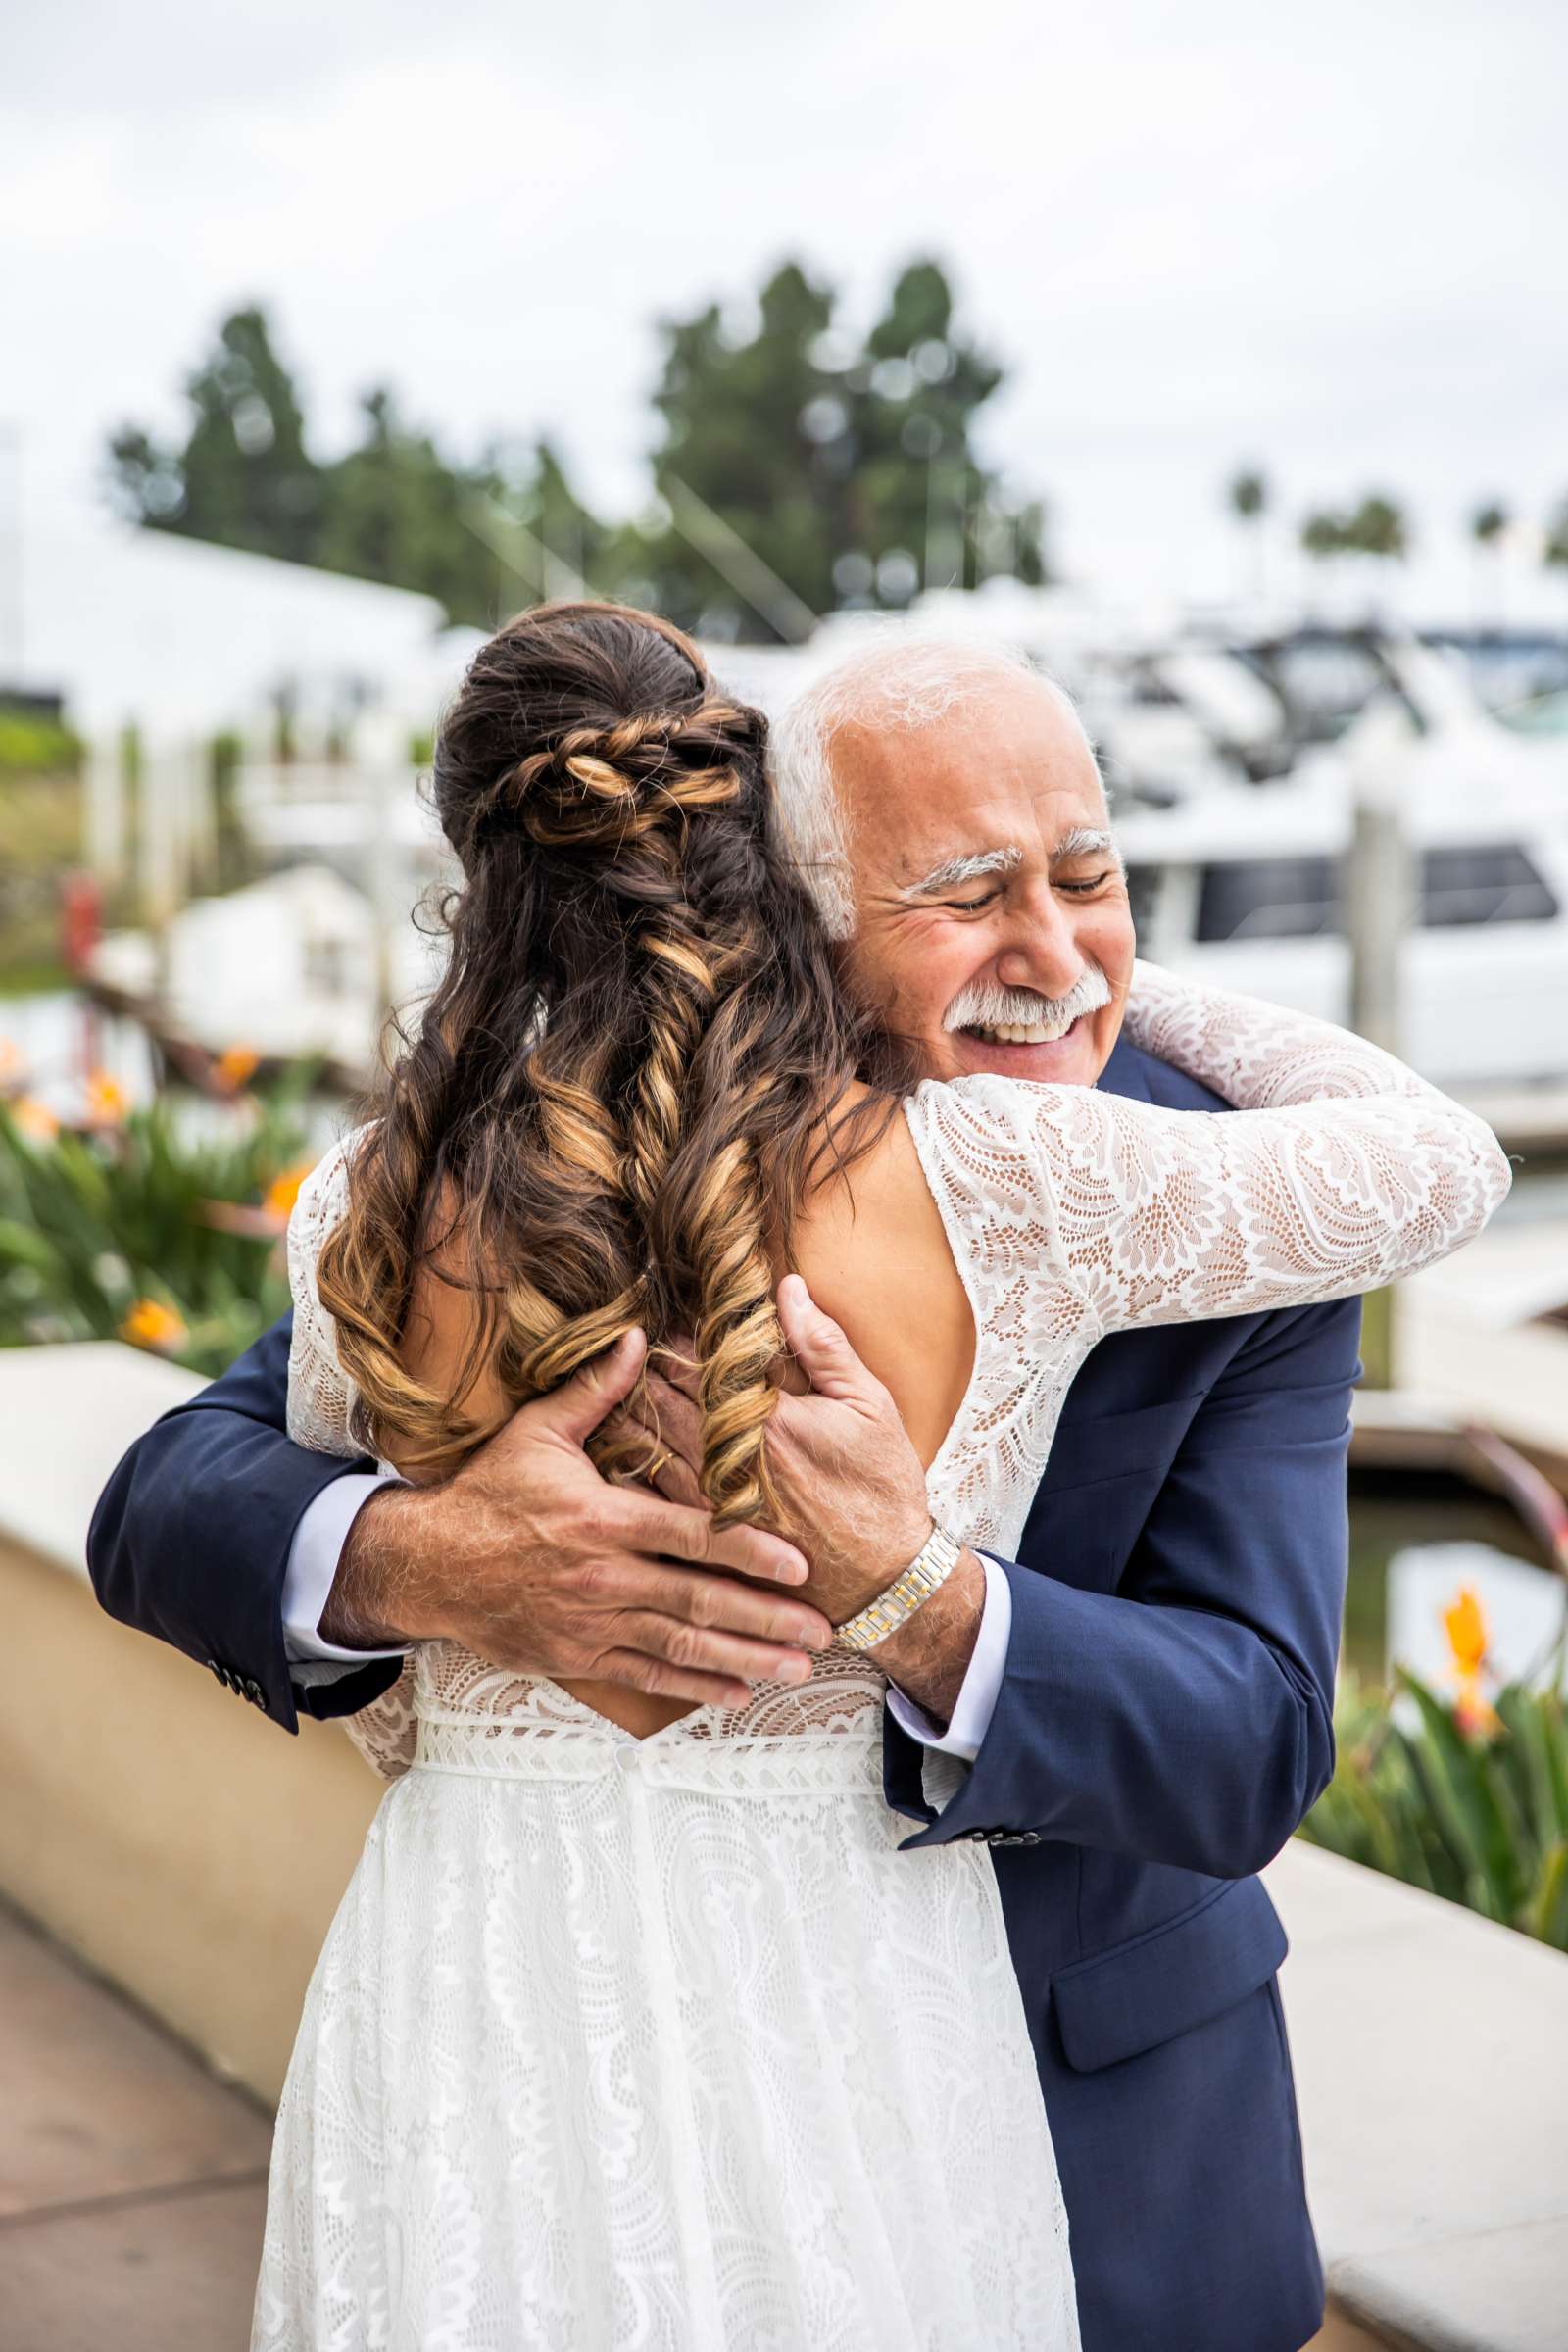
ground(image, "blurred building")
xmin=5 ymin=489 xmax=475 ymax=745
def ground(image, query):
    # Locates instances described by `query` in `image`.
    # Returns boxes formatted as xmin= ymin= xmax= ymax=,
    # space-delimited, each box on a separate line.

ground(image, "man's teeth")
xmin=973 ymin=1019 xmax=1075 ymax=1044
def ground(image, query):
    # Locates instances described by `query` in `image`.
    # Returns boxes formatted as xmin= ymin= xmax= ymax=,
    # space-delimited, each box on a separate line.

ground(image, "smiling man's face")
xmin=830 ymin=669 xmax=1135 ymax=1087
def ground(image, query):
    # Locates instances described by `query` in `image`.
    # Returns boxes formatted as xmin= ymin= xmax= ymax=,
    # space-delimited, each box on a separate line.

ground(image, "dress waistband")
xmin=411 ymin=1711 xmax=886 ymax=1798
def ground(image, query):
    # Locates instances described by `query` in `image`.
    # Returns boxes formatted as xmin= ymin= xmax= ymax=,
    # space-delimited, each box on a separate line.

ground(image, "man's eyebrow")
xmin=896 ymin=847 xmax=1023 ymax=900
xmin=1052 ymin=826 xmax=1118 ymax=862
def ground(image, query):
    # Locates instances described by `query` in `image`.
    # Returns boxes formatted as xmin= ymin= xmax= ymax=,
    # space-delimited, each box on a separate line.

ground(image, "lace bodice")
xmin=286 ymin=963 xmax=1509 ymax=1781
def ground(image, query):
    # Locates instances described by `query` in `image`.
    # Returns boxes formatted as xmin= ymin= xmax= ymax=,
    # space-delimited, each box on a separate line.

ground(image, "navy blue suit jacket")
xmin=89 ymin=1038 xmax=1353 ymax=2352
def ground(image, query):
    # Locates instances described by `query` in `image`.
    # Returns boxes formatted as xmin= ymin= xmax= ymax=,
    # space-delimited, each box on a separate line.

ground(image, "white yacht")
xmin=1118 ymin=763 xmax=1568 ymax=1086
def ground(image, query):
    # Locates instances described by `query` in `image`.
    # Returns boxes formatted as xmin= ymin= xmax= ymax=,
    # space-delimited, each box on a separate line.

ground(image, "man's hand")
xmin=321 ymin=1330 xmax=833 ymax=1711
xmin=626 ymin=1279 xmax=987 ymax=1724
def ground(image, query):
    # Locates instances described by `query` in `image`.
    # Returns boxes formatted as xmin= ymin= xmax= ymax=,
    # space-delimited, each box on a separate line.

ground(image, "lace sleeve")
xmin=285 ymin=1127 xmax=374 ymax=1458
xmin=338 ymin=1657 xmax=418 ymax=1784
xmin=285 ymin=1125 xmax=418 ymax=1784
xmin=1002 ymin=960 xmax=1511 ymax=1336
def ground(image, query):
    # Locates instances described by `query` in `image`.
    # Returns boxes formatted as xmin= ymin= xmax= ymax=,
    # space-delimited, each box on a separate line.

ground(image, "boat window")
xmin=1196 ymin=858 xmax=1337 ymax=942
xmin=1122 ymin=864 xmax=1164 ymax=935
xmin=1194 ymin=845 xmax=1559 ymax=944
xmin=1127 ymin=664 xmax=1182 ymax=707
xmin=1420 ymin=846 xmax=1559 ymax=927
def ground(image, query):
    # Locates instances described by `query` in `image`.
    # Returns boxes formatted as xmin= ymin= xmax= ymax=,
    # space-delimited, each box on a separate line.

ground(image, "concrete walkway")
xmin=0 ymin=1898 xmax=270 ymax=2352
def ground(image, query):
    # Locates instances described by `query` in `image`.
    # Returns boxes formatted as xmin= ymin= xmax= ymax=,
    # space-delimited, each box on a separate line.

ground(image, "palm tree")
xmin=1544 ymin=498 xmax=1568 ymax=573
xmin=1226 ymin=467 xmax=1269 ymax=604
xmin=1344 ymin=493 xmax=1407 ymax=563
xmin=1297 ymin=512 xmax=1347 ymax=615
xmin=1469 ymin=500 xmax=1509 ymax=629
xmin=1299 ymin=511 xmax=1345 ymax=559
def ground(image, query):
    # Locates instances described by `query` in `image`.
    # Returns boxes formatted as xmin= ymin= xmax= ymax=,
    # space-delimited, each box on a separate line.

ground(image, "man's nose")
xmin=993 ymin=882 xmax=1086 ymax=997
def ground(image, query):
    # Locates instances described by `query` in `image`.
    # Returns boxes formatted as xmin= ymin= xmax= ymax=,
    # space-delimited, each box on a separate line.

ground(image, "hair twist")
xmin=317 ymin=602 xmax=895 ymax=1520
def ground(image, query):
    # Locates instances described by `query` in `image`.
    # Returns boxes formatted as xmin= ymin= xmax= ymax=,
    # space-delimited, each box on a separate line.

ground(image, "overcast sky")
xmin=4 ymin=0 xmax=1565 ymax=609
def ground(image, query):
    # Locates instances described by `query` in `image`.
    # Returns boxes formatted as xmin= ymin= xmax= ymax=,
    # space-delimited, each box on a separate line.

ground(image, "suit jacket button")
xmin=206 ymin=1659 xmax=221 ymax=1680
xmin=1018 ymin=1832 xmax=1042 ymax=1846
xmin=244 ymin=1679 xmax=266 ymax=1710
xmin=965 ymin=1828 xmax=992 ymax=1842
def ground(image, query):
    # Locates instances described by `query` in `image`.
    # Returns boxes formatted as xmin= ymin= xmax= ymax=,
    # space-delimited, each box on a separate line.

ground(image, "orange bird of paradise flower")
xmin=122 ymin=1298 xmax=189 ymax=1355
xmin=1442 ymin=1584 xmax=1499 ymax=1738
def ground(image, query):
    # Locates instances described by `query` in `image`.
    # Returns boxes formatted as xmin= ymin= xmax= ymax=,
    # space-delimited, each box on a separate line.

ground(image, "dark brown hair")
xmin=316 ymin=601 xmax=894 ymax=1519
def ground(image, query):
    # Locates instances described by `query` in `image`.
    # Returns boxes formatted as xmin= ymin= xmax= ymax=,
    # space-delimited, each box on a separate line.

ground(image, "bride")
xmin=253 ymin=602 xmax=1508 ymax=2351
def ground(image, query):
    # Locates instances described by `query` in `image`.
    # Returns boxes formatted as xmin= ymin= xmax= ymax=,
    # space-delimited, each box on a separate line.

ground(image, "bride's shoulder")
xmin=288 ymin=1119 xmax=380 ymax=1250
xmin=904 ymin=1070 xmax=1090 ymax=1135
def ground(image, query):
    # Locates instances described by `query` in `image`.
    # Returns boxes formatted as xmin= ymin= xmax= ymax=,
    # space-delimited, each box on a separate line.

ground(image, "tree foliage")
xmin=640 ymin=257 xmax=1045 ymax=638
xmin=1544 ymin=499 xmax=1568 ymax=571
xmin=107 ymin=312 xmax=604 ymax=629
xmin=1298 ymin=492 xmax=1410 ymax=563
xmin=107 ymin=261 xmax=1048 ymax=641
xmin=1227 ymin=467 xmax=1268 ymax=522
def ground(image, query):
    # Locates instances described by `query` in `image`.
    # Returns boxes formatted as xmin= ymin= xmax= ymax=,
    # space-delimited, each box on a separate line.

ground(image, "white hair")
xmin=768 ymin=628 xmax=1099 ymax=940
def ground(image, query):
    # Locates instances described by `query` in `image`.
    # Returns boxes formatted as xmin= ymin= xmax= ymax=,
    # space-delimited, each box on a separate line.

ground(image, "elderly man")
xmin=90 ymin=637 xmax=1348 ymax=2351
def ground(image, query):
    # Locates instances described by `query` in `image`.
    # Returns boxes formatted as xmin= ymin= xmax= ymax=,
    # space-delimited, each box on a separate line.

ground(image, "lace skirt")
xmin=252 ymin=1712 xmax=1079 ymax=2352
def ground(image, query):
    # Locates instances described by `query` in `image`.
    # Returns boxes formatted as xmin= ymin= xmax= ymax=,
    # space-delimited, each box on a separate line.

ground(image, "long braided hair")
xmin=316 ymin=602 xmax=898 ymax=1521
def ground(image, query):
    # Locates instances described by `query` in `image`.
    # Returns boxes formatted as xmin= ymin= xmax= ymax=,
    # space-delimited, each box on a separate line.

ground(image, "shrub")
xmin=0 ymin=1077 xmax=318 ymax=1376
xmin=1301 ymin=1597 xmax=1568 ymax=1949
xmin=0 ymin=713 xmax=84 ymax=776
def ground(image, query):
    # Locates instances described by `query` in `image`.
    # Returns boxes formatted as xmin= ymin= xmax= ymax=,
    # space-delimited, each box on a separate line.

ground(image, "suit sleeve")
xmin=86 ymin=1311 xmax=403 ymax=1733
xmin=890 ymin=1298 xmax=1358 ymax=1877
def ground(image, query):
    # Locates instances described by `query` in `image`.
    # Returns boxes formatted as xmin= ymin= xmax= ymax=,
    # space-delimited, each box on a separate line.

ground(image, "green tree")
xmin=1343 ymin=492 xmax=1408 ymax=562
xmin=108 ymin=307 xmax=324 ymax=563
xmin=316 ymin=388 xmax=505 ymax=626
xmin=108 ymin=268 xmax=1051 ymax=642
xmin=847 ymin=258 xmax=1046 ymax=602
xmin=1226 ymin=466 xmax=1269 ymax=600
xmin=1469 ymin=500 xmax=1509 ymax=629
xmin=641 ymin=262 xmax=840 ymax=636
xmin=1544 ymin=498 xmax=1568 ymax=572
xmin=641 ymin=256 xmax=1047 ymax=640
xmin=1299 ymin=510 xmax=1347 ymax=562
xmin=1228 ymin=467 xmax=1268 ymax=524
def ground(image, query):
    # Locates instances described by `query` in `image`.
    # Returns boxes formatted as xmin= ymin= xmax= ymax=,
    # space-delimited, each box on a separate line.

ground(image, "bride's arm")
xmin=1009 ymin=961 xmax=1510 ymax=1336
xmin=286 ymin=1132 xmax=419 ymax=1784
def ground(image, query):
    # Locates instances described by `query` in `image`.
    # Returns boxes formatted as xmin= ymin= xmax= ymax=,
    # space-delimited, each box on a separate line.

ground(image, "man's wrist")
xmin=858 ymin=1544 xmax=988 ymax=1727
xmin=319 ymin=1483 xmax=437 ymax=1650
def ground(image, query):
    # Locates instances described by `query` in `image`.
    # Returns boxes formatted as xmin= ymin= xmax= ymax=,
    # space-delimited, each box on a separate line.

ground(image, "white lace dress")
xmin=253 ymin=966 xmax=1508 ymax=2352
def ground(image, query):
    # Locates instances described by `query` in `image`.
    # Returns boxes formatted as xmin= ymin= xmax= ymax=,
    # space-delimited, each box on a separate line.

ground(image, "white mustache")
xmin=943 ymin=963 xmax=1112 ymax=1035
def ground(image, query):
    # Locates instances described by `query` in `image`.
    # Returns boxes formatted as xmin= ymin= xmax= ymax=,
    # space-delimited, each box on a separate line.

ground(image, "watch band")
xmin=835 ymin=1523 xmax=962 ymax=1652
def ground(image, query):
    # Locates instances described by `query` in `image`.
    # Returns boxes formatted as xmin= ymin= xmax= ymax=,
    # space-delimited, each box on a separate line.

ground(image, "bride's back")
xmin=316 ymin=598 xmax=972 ymax=1570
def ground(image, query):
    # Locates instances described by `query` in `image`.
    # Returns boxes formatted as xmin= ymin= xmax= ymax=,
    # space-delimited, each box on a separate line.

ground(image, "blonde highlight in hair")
xmin=316 ymin=602 xmax=897 ymax=1523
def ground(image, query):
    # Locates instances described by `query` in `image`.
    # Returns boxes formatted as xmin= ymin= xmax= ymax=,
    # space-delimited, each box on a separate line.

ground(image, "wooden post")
xmin=137 ymin=744 xmax=180 ymax=1004
xmin=1344 ymin=705 xmax=1418 ymax=1388
xmin=356 ymin=717 xmax=410 ymax=1060
xmin=83 ymin=736 xmax=126 ymax=889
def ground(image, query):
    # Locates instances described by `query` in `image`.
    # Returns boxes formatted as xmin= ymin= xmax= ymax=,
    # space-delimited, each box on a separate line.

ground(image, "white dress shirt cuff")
xmin=282 ymin=1470 xmax=409 ymax=1677
xmin=883 ymin=1554 xmax=1012 ymax=1765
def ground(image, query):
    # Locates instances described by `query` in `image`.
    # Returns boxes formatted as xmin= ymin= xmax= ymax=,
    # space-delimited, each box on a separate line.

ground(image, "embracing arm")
xmin=900 ymin=1297 xmax=1358 ymax=1871
xmin=1012 ymin=962 xmax=1512 ymax=1334
xmin=895 ymin=974 xmax=1507 ymax=1853
xmin=86 ymin=1312 xmax=403 ymax=1734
